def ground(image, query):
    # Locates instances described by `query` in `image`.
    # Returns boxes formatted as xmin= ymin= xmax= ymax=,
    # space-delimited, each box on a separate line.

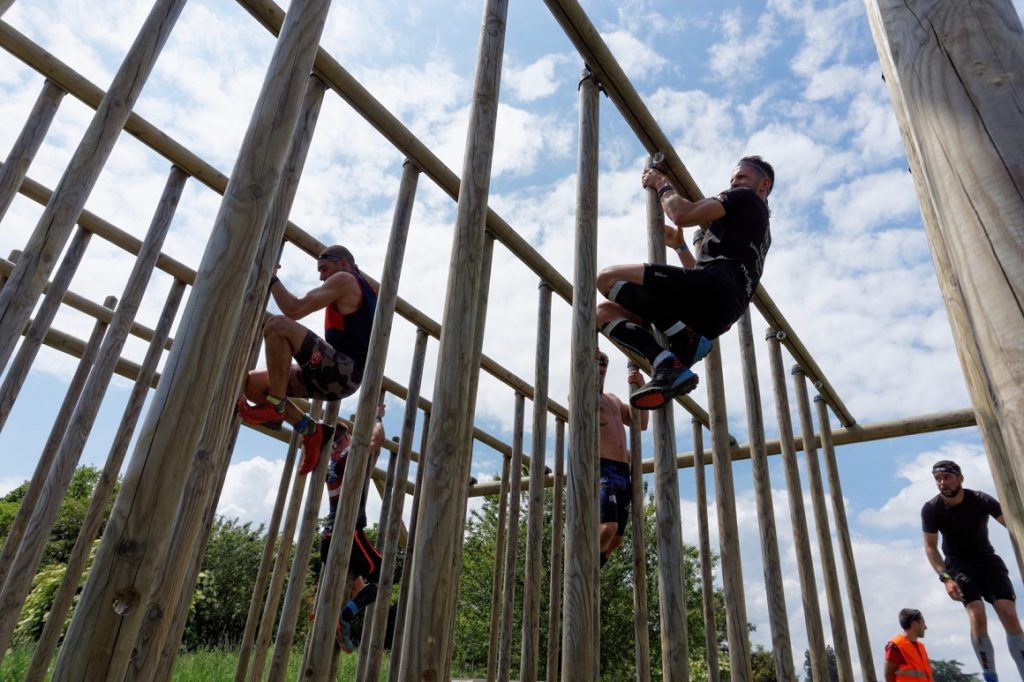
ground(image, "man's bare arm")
xmin=923 ymin=532 xmax=946 ymax=574
xmin=272 ymin=271 xmax=358 ymax=320
xmin=883 ymin=659 xmax=897 ymax=682
xmin=662 ymin=225 xmax=697 ymax=269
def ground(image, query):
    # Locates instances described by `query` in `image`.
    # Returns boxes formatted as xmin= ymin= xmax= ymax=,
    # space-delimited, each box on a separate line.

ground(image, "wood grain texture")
xmin=865 ymin=0 xmax=1024 ymax=567
xmin=628 ymin=404 xmax=651 ymax=682
xmin=359 ymin=329 xmax=429 ymax=682
xmin=560 ymin=66 xmax=600 ymax=682
xmin=397 ymin=0 xmax=507 ymax=675
xmin=736 ymin=311 xmax=795 ymax=681
xmin=0 ymin=0 xmax=188 ymax=374
xmin=520 ymin=284 xmax=552 ymax=682
xmin=487 ymin=450 xmax=513 ymax=682
xmin=0 ymin=79 xmax=64 ymax=222
xmin=545 ymin=419 xmax=565 ymax=682
xmin=816 ymin=396 xmax=876 ymax=681
xmin=691 ymin=423 xmax=719 ymax=682
xmin=497 ymin=394 xmax=526 ymax=682
xmin=51 ymin=3 xmax=333 ymax=677
xmin=643 ymin=165 xmax=689 ymax=681
xmin=26 ymin=278 xmax=185 ymax=682
xmin=0 ymin=297 xmax=115 ymax=661
xmin=766 ymin=331 xmax=827 ymax=680
xmin=792 ymin=367 xmax=853 ymax=682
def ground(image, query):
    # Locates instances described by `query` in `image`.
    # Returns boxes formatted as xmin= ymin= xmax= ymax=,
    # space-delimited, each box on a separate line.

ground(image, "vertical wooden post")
xmin=628 ymin=393 xmax=651 ymax=682
xmin=816 ymin=395 xmax=876 ymax=681
xmin=736 ymin=311 xmax=795 ymax=681
xmin=0 ymin=0 xmax=188 ymax=372
xmin=52 ymin=4 xmax=334 ymax=676
xmin=0 ymin=227 xmax=92 ymax=431
xmin=545 ymin=418 xmax=565 ymax=682
xmin=0 ymin=294 xmax=115 ymax=658
xmin=520 ymin=283 xmax=551 ymax=682
xmin=304 ymin=161 xmax=420 ymax=681
xmin=358 ymin=330 xmax=429 ymax=681
xmin=705 ymin=345 xmax=751 ymax=680
xmin=691 ymin=422 xmax=719 ymax=681
xmin=387 ymin=412 xmax=431 ymax=682
xmin=643 ymin=156 xmax=689 ymax=681
xmin=487 ymin=452 xmax=513 ymax=682
xmin=765 ymin=330 xmax=828 ymax=680
xmin=25 ymin=278 xmax=186 ymax=681
xmin=398 ymin=0 xmax=508 ymax=675
xmin=561 ymin=64 xmax=600 ymax=682
xmin=0 ymin=228 xmax=93 ymax=585
xmin=497 ymin=394 xmax=527 ymax=682
xmin=247 ymin=431 xmax=306 ymax=682
xmin=864 ymin=0 xmax=1024 ymax=558
xmin=266 ymin=401 xmax=336 ymax=682
xmin=792 ymin=367 xmax=853 ymax=682
xmin=0 ymin=79 xmax=65 ymax=222
xmin=0 ymin=166 xmax=184 ymax=660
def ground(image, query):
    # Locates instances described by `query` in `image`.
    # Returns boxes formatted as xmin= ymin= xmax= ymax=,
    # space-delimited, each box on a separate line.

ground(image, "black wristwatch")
xmin=939 ymin=571 xmax=952 ymax=583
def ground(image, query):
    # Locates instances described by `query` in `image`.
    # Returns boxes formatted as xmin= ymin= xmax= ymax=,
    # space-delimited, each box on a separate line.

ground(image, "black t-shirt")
xmin=921 ymin=489 xmax=1002 ymax=560
xmin=695 ymin=187 xmax=771 ymax=304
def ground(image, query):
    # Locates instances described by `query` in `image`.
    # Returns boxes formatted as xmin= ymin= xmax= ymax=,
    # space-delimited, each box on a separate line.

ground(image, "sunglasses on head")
xmin=318 ymin=254 xmax=343 ymax=262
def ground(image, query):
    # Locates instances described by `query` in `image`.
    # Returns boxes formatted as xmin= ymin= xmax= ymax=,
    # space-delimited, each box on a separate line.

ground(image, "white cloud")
xmin=601 ymin=30 xmax=668 ymax=81
xmin=708 ymin=8 xmax=780 ymax=81
xmin=822 ymin=169 xmax=919 ymax=234
xmin=503 ymin=53 xmax=571 ymax=102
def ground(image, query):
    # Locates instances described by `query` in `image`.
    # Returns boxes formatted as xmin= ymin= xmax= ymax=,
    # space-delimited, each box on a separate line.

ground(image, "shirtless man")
xmin=237 ymin=245 xmax=377 ymax=475
xmin=598 ymin=349 xmax=648 ymax=566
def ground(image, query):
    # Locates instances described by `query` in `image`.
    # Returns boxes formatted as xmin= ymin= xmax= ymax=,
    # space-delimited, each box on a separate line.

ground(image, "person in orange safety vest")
xmin=884 ymin=608 xmax=933 ymax=681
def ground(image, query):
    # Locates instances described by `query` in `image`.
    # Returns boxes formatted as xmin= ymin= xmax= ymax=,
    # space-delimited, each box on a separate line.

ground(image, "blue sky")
xmin=2 ymin=0 xmax=1023 ymax=675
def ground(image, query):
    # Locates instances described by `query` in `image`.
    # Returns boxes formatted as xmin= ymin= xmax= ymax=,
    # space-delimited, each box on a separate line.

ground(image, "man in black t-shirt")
xmin=596 ymin=156 xmax=773 ymax=410
xmin=922 ymin=459 xmax=1024 ymax=680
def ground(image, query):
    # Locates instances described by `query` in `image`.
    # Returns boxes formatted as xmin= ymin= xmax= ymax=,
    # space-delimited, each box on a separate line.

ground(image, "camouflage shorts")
xmin=287 ymin=331 xmax=359 ymax=401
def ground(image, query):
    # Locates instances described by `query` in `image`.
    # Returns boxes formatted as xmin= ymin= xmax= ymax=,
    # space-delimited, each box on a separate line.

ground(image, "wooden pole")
xmin=487 ymin=451 xmax=513 ymax=682
xmin=25 ymin=278 xmax=185 ymax=681
xmin=643 ymin=155 xmax=689 ymax=681
xmin=0 ymin=230 xmax=93 ymax=587
xmin=497 ymin=394 xmax=527 ymax=682
xmin=691 ymin=421 xmax=719 ymax=681
xmin=358 ymin=330 xmax=429 ymax=681
xmin=0 ymin=79 xmax=65 ymax=223
xmin=561 ymin=64 xmax=600 ymax=681
xmin=0 ymin=0 xmax=187 ymax=373
xmin=0 ymin=294 xmax=115 ymax=651
xmin=766 ymin=330 xmax=827 ymax=680
xmin=0 ymin=166 xmax=183 ymax=660
xmin=864 ymin=0 xmax=1024 ymax=562
xmin=816 ymin=395 xmax=875 ymax=681
xmin=545 ymin=419 xmax=566 ymax=682
xmin=792 ymin=367 xmax=854 ymax=682
xmin=303 ymin=160 xmax=419 ymax=681
xmin=706 ymin=345 xmax=751 ymax=680
xmin=387 ymin=411 xmax=430 ymax=682
xmin=52 ymin=3 xmax=334 ymax=675
xmin=398 ymin=0 xmax=508 ymax=674
xmin=627 ymin=388 xmax=651 ymax=682
xmin=520 ymin=283 xmax=552 ymax=682
xmin=266 ymin=401 xmax=335 ymax=682
xmin=247 ymin=431 xmax=307 ymax=682
xmin=0 ymin=227 xmax=92 ymax=432
xmin=736 ymin=311 xmax=795 ymax=681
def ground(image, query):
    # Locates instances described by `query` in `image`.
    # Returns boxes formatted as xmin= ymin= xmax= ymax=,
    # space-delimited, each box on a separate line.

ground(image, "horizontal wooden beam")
xmin=466 ymin=408 xmax=977 ymax=497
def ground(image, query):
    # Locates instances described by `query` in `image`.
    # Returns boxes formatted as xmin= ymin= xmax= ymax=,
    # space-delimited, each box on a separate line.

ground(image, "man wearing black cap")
xmin=922 ymin=459 xmax=1024 ymax=680
xmin=237 ymin=245 xmax=377 ymax=476
xmin=596 ymin=156 xmax=773 ymax=410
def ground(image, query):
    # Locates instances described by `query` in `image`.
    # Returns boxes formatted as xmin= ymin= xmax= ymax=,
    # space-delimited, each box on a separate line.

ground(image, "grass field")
xmin=0 ymin=645 xmax=373 ymax=681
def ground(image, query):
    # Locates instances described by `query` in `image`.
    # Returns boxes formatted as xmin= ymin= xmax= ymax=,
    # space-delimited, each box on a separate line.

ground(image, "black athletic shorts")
xmin=287 ymin=330 xmax=359 ymax=401
xmin=641 ymin=263 xmax=745 ymax=339
xmin=320 ymin=528 xmax=382 ymax=583
xmin=947 ymin=554 xmax=1016 ymax=605
xmin=599 ymin=459 xmax=632 ymax=536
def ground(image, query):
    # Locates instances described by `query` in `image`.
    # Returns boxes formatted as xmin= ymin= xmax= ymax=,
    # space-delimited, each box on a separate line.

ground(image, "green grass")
xmin=1 ymin=645 xmax=381 ymax=681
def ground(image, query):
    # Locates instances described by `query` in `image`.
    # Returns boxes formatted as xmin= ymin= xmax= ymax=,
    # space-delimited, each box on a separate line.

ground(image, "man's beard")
xmin=941 ymin=483 xmax=963 ymax=498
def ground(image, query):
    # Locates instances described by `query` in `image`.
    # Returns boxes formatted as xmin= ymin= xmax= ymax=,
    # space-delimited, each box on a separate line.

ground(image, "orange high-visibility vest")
xmin=888 ymin=634 xmax=933 ymax=681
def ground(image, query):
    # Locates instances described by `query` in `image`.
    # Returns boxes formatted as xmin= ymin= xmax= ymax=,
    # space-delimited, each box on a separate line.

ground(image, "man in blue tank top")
xmin=237 ymin=245 xmax=378 ymax=475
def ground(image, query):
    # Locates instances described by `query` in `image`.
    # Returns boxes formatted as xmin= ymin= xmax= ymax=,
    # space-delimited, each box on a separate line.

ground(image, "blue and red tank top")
xmin=324 ymin=272 xmax=377 ymax=382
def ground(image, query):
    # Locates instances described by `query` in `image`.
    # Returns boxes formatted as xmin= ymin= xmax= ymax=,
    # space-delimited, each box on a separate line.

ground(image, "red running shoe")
xmin=236 ymin=397 xmax=284 ymax=429
xmin=299 ymin=423 xmax=324 ymax=475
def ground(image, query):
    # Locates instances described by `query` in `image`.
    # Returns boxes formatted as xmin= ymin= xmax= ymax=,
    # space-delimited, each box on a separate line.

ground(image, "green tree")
xmin=751 ymin=644 xmax=778 ymax=681
xmin=803 ymin=646 xmax=839 ymax=682
xmin=452 ymin=480 xmax=731 ymax=679
xmin=929 ymin=659 xmax=980 ymax=681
